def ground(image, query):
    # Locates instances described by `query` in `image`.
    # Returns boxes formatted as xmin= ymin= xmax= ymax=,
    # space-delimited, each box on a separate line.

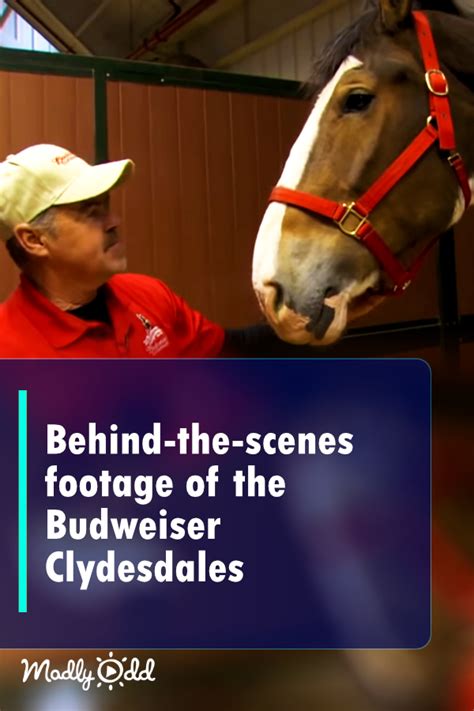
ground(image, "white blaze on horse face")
xmin=452 ymin=0 xmax=474 ymax=20
xmin=448 ymin=177 xmax=474 ymax=228
xmin=252 ymin=55 xmax=363 ymax=293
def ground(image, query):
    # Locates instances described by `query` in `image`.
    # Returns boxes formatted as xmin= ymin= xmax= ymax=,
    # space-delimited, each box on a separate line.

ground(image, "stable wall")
xmin=107 ymin=82 xmax=308 ymax=325
xmin=0 ymin=68 xmax=94 ymax=299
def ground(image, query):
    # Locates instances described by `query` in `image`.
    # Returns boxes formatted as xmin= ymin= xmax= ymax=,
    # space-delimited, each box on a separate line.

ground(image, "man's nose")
xmin=105 ymin=212 xmax=121 ymax=230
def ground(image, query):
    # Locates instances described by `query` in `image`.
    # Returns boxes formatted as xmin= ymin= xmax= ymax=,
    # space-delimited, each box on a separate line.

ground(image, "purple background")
xmin=0 ymin=359 xmax=430 ymax=648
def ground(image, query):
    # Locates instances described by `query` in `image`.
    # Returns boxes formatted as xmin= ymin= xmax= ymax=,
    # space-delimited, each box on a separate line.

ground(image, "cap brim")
xmin=53 ymin=159 xmax=134 ymax=206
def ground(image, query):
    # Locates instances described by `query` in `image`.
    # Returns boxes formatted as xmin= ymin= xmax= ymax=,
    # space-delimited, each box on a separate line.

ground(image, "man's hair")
xmin=5 ymin=207 xmax=57 ymax=269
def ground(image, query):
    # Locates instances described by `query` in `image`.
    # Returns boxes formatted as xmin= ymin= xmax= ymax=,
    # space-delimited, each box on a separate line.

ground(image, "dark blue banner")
xmin=0 ymin=359 xmax=430 ymax=648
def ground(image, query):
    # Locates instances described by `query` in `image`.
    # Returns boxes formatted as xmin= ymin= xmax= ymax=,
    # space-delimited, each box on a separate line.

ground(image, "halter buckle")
xmin=447 ymin=152 xmax=461 ymax=166
xmin=393 ymin=280 xmax=412 ymax=294
xmin=425 ymin=69 xmax=449 ymax=96
xmin=336 ymin=202 xmax=368 ymax=237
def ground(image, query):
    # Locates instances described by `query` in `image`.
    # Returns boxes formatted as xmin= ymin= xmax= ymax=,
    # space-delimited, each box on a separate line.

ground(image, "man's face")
xmin=44 ymin=193 xmax=126 ymax=287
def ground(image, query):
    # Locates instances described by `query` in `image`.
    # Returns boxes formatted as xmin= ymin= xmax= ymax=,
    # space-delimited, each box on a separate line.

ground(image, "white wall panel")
xmin=312 ymin=11 xmax=333 ymax=57
xmin=226 ymin=0 xmax=364 ymax=82
xmin=332 ymin=2 xmax=352 ymax=30
xmin=232 ymin=55 xmax=263 ymax=77
xmin=263 ymin=43 xmax=280 ymax=78
xmin=278 ymin=33 xmax=297 ymax=81
xmin=350 ymin=0 xmax=366 ymax=22
xmin=294 ymin=23 xmax=314 ymax=82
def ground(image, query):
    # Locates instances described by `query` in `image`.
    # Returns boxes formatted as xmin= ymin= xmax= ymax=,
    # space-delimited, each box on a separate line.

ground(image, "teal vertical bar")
xmin=18 ymin=390 xmax=27 ymax=614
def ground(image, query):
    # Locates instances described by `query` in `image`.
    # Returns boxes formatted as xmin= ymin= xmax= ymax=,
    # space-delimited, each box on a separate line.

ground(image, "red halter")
xmin=269 ymin=11 xmax=472 ymax=294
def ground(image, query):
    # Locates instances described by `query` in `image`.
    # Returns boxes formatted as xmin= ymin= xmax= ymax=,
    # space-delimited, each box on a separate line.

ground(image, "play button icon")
xmin=96 ymin=655 xmax=125 ymax=688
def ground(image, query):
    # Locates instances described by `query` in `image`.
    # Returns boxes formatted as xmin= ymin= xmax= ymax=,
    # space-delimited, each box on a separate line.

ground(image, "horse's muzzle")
xmin=256 ymin=282 xmax=341 ymax=343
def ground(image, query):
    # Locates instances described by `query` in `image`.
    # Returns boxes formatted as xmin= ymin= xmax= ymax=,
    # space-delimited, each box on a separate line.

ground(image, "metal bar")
xmin=0 ymin=6 xmax=12 ymax=29
xmin=75 ymin=0 xmax=114 ymax=37
xmin=128 ymin=0 xmax=219 ymax=60
xmin=332 ymin=314 xmax=474 ymax=356
xmin=437 ymin=229 xmax=460 ymax=365
xmin=94 ymin=68 xmax=108 ymax=163
xmin=254 ymin=322 xmax=443 ymax=358
xmin=345 ymin=318 xmax=440 ymax=338
xmin=0 ymin=45 xmax=303 ymax=98
xmin=347 ymin=315 xmax=474 ymax=343
xmin=334 ymin=322 xmax=442 ymax=356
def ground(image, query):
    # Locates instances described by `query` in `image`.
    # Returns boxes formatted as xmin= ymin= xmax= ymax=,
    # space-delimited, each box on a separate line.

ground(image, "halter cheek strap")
xmin=268 ymin=11 xmax=472 ymax=295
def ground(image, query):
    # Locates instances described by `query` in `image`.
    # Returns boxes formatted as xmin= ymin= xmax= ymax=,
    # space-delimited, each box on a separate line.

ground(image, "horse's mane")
xmin=307 ymin=2 xmax=474 ymax=99
xmin=309 ymin=8 xmax=378 ymax=97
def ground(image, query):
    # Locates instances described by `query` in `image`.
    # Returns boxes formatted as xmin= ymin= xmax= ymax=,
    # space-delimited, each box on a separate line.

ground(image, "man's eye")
xmin=342 ymin=91 xmax=375 ymax=114
xmin=86 ymin=205 xmax=103 ymax=218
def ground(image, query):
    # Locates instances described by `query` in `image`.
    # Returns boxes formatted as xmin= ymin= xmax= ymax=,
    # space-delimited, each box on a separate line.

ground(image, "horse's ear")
xmin=379 ymin=0 xmax=413 ymax=31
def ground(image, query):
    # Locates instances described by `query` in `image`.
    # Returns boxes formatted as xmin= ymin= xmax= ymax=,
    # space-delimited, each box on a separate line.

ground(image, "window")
xmin=0 ymin=1 xmax=58 ymax=52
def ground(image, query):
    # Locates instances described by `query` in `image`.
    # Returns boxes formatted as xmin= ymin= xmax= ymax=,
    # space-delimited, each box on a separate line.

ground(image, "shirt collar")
xmin=12 ymin=275 xmax=132 ymax=349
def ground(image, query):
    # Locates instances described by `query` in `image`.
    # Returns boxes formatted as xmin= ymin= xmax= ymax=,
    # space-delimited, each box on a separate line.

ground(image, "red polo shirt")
xmin=0 ymin=274 xmax=225 ymax=358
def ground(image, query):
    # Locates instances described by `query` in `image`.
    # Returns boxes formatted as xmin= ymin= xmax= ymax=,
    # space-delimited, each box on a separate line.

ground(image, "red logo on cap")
xmin=53 ymin=152 xmax=76 ymax=166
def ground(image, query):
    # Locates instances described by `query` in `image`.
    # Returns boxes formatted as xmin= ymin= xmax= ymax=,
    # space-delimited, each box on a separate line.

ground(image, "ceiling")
xmin=6 ymin=0 xmax=474 ymax=70
xmin=6 ymin=0 xmax=342 ymax=70
xmin=5 ymin=0 xmax=250 ymax=63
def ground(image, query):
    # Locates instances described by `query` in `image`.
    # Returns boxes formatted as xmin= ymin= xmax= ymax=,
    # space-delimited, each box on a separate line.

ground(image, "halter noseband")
xmin=269 ymin=11 xmax=472 ymax=295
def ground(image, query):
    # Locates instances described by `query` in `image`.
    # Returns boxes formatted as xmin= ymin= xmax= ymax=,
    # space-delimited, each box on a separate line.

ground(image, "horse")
xmin=251 ymin=3 xmax=474 ymax=708
xmin=252 ymin=0 xmax=474 ymax=346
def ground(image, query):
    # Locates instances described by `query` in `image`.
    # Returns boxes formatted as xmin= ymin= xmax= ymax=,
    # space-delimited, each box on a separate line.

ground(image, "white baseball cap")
xmin=0 ymin=144 xmax=135 ymax=240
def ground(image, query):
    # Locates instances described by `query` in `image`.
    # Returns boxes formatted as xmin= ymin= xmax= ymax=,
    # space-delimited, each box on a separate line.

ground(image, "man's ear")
xmin=13 ymin=223 xmax=49 ymax=257
xmin=379 ymin=0 xmax=413 ymax=31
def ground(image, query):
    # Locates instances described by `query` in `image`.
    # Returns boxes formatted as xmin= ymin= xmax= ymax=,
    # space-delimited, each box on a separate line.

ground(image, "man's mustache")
xmin=105 ymin=228 xmax=120 ymax=249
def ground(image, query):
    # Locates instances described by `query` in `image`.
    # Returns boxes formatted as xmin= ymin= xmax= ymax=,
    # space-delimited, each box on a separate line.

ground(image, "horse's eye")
xmin=342 ymin=91 xmax=375 ymax=114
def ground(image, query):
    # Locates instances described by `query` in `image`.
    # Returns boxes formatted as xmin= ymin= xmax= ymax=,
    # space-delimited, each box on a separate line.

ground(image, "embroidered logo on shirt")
xmin=136 ymin=314 xmax=169 ymax=355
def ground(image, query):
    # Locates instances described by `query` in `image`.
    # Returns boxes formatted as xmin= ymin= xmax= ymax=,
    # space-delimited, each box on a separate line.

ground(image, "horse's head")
xmin=253 ymin=0 xmax=474 ymax=345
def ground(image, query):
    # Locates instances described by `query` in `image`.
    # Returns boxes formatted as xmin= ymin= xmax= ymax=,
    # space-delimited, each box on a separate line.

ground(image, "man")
xmin=0 ymin=144 xmax=224 ymax=357
xmin=0 ymin=143 xmax=305 ymax=358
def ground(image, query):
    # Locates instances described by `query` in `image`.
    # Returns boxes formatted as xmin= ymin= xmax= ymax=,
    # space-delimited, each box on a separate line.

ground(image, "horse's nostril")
xmin=324 ymin=287 xmax=340 ymax=300
xmin=267 ymin=281 xmax=284 ymax=313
